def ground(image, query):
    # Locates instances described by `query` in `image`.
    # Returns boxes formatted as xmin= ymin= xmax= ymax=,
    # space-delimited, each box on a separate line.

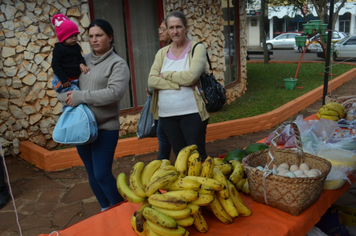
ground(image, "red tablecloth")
xmin=40 ymin=113 xmax=353 ymax=236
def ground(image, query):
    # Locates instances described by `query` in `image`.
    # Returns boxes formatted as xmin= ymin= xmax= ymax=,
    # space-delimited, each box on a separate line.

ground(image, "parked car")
xmin=317 ymin=34 xmax=356 ymax=60
xmin=294 ymin=31 xmax=347 ymax=53
xmin=261 ymin=33 xmax=302 ymax=50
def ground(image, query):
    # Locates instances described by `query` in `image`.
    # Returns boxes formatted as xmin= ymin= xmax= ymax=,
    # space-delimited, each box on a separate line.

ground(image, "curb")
xmin=19 ymin=68 xmax=356 ymax=171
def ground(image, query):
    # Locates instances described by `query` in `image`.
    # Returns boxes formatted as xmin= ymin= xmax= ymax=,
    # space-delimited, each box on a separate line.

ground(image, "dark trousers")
xmin=0 ymin=158 xmax=8 ymax=196
xmin=160 ymin=113 xmax=208 ymax=161
xmin=156 ymin=119 xmax=172 ymax=160
xmin=76 ymin=130 xmax=124 ymax=208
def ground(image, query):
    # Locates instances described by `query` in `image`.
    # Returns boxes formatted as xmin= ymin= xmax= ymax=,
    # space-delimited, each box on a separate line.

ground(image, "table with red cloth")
xmin=39 ymin=113 xmax=355 ymax=236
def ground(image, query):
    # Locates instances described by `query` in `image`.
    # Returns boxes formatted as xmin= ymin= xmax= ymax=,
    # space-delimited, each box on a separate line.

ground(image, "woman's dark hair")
xmin=165 ymin=11 xmax=187 ymax=27
xmin=88 ymin=19 xmax=115 ymax=46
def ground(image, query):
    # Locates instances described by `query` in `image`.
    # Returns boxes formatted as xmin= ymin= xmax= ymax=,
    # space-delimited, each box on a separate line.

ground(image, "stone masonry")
xmin=0 ymin=0 xmax=247 ymax=156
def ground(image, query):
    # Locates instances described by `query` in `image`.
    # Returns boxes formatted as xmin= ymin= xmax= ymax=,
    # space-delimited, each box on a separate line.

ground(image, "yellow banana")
xmin=148 ymin=194 xmax=187 ymax=210
xmin=212 ymin=168 xmax=229 ymax=199
xmin=131 ymin=214 xmax=147 ymax=236
xmin=214 ymin=162 xmax=232 ymax=175
xmin=316 ymin=112 xmax=321 ymax=119
xmin=226 ymin=180 xmax=251 ymax=216
xmin=235 ymin=178 xmax=246 ymax=191
xmin=242 ymin=178 xmax=250 ymax=194
xmin=146 ymin=219 xmax=187 ymax=236
xmin=130 ymin=161 xmax=147 ymax=198
xmin=320 ymin=114 xmax=339 ymax=121
xmin=192 ymin=209 xmax=208 ymax=233
xmin=175 ymin=216 xmax=195 ymax=227
xmin=162 ymin=190 xmax=199 ymax=202
xmin=209 ymin=193 xmax=233 ymax=224
xmin=143 ymin=221 xmax=160 ymax=236
xmin=165 ymin=177 xmax=201 ymax=191
xmin=184 ymin=176 xmax=225 ymax=191
xmin=197 ymin=184 xmax=215 ymax=195
xmin=229 ymin=160 xmax=244 ymax=184
xmin=142 ymin=207 xmax=178 ymax=229
xmin=175 ymin=144 xmax=198 ymax=178
xmin=318 ymin=108 xmax=340 ymax=117
xmin=151 ymin=205 xmax=192 ymax=220
xmin=187 ymin=150 xmax=201 ymax=176
xmin=160 ymin=159 xmax=171 ymax=168
xmin=213 ymin=158 xmax=224 ymax=165
xmin=146 ymin=170 xmax=179 ymax=197
xmin=200 ymin=156 xmax=215 ymax=178
xmin=326 ymin=102 xmax=345 ymax=115
xmin=217 ymin=194 xmax=239 ymax=218
xmin=141 ymin=160 xmax=162 ymax=189
xmin=186 ymin=203 xmax=200 ymax=215
xmin=116 ymin=172 xmax=145 ymax=204
xmin=151 ymin=165 xmax=177 ymax=181
xmin=190 ymin=194 xmax=214 ymax=206
xmin=325 ymin=104 xmax=344 ymax=118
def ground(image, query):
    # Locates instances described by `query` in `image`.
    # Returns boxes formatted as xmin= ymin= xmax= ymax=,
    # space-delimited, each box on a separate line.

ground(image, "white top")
xmin=158 ymin=41 xmax=198 ymax=117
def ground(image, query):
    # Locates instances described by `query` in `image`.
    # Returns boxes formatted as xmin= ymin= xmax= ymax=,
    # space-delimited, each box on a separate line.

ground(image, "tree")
xmin=269 ymin=0 xmax=347 ymax=27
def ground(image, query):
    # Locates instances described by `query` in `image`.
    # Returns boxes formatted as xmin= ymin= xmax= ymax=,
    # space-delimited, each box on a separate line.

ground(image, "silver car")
xmin=294 ymin=31 xmax=347 ymax=53
xmin=317 ymin=34 xmax=356 ymax=61
xmin=261 ymin=33 xmax=302 ymax=50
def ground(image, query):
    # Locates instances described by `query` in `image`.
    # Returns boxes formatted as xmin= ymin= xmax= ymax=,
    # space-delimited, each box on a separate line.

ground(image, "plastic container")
xmin=310 ymin=20 xmax=322 ymax=31
xmin=319 ymin=23 xmax=328 ymax=34
xmin=295 ymin=36 xmax=308 ymax=47
xmin=303 ymin=23 xmax=314 ymax=34
xmin=284 ymin=78 xmax=298 ymax=90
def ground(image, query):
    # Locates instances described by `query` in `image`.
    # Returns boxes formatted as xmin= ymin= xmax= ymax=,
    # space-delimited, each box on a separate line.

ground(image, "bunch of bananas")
xmin=316 ymin=102 xmax=346 ymax=121
xmin=117 ymin=144 xmax=252 ymax=235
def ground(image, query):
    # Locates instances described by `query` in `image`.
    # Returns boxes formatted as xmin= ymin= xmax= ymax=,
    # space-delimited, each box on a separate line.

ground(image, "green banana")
xmin=146 ymin=219 xmax=187 ymax=236
xmin=151 ymin=205 xmax=192 ymax=220
xmin=142 ymin=207 xmax=178 ymax=229
xmin=229 ymin=160 xmax=244 ymax=184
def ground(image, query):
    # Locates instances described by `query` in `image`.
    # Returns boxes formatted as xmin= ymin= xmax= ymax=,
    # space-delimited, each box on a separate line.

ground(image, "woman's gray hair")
xmin=165 ymin=11 xmax=187 ymax=27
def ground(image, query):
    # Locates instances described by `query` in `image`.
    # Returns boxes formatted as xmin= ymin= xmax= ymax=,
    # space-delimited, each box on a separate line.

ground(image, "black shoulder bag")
xmin=192 ymin=42 xmax=226 ymax=113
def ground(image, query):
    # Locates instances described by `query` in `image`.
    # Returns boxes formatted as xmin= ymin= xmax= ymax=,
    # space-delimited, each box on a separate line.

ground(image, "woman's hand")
xmin=64 ymin=91 xmax=74 ymax=107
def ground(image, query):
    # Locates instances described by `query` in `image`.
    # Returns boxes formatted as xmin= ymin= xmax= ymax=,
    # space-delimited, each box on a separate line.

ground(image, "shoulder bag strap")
xmin=192 ymin=42 xmax=212 ymax=71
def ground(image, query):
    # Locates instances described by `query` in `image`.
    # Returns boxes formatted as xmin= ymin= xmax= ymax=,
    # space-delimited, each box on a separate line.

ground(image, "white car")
xmin=294 ymin=31 xmax=347 ymax=53
xmin=317 ymin=34 xmax=356 ymax=60
xmin=261 ymin=33 xmax=302 ymax=50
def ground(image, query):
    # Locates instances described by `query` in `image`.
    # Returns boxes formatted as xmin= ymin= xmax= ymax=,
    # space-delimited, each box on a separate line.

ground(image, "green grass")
xmin=208 ymin=62 xmax=355 ymax=123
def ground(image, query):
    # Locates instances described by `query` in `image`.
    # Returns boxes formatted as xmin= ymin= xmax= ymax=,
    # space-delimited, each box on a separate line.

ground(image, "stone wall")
xmin=0 ymin=0 xmax=247 ymax=156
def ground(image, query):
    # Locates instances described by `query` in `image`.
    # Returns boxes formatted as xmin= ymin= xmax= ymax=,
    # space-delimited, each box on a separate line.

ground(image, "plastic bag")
xmin=323 ymin=166 xmax=351 ymax=190
xmin=346 ymin=102 xmax=356 ymax=121
xmin=293 ymin=114 xmax=312 ymax=134
xmin=137 ymin=96 xmax=156 ymax=139
xmin=264 ymin=124 xmax=294 ymax=146
xmin=284 ymin=134 xmax=297 ymax=148
xmin=300 ymin=129 xmax=320 ymax=155
xmin=310 ymin=118 xmax=338 ymax=141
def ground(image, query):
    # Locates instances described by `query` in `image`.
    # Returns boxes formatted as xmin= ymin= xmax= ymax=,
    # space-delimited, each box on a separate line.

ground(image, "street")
xmin=249 ymin=49 xmax=356 ymax=63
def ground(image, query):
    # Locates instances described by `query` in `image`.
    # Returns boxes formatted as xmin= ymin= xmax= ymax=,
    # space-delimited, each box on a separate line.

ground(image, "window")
xmin=221 ymin=0 xmax=240 ymax=85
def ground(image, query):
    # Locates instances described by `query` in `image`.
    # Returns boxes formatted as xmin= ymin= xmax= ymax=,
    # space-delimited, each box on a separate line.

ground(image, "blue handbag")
xmin=53 ymin=104 xmax=98 ymax=145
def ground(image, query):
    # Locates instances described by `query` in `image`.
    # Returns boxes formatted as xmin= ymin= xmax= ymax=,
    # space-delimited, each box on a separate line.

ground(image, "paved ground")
xmin=1 ymin=76 xmax=356 ymax=236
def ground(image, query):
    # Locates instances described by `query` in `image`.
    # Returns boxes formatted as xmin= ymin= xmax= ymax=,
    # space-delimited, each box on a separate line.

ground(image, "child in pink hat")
xmin=51 ymin=14 xmax=90 ymax=93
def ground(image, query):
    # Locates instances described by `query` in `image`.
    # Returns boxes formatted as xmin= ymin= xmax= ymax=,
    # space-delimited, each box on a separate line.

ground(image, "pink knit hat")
xmin=51 ymin=14 xmax=80 ymax=43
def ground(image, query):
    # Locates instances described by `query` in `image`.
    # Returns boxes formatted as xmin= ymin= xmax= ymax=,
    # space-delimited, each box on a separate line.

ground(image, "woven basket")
xmin=244 ymin=122 xmax=332 ymax=216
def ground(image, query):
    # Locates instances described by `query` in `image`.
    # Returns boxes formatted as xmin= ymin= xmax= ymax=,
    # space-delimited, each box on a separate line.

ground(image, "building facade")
xmin=0 ymin=0 xmax=248 ymax=156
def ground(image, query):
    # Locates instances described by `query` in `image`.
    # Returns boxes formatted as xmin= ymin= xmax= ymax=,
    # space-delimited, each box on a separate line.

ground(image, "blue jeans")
xmin=52 ymin=74 xmax=80 ymax=93
xmin=76 ymin=130 xmax=123 ymax=208
xmin=156 ymin=119 xmax=172 ymax=160
xmin=160 ymin=113 xmax=209 ymax=161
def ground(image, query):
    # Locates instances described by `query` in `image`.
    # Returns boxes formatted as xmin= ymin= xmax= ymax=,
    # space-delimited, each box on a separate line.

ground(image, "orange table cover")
xmin=40 ymin=113 xmax=353 ymax=236
xmin=39 ymin=176 xmax=354 ymax=236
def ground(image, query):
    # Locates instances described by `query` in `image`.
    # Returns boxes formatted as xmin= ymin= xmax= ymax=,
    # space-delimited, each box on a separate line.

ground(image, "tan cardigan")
xmin=148 ymin=41 xmax=210 ymax=121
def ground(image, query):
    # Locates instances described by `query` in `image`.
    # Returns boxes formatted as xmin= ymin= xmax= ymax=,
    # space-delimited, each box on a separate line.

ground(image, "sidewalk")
xmin=1 ymin=77 xmax=356 ymax=236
